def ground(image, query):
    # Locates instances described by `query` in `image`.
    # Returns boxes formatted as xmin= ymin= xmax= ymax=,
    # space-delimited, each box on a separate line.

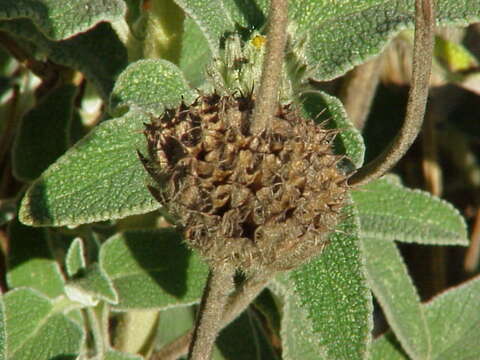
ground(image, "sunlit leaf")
xmin=0 ymin=0 xmax=126 ymax=40
xmin=100 ymin=229 xmax=208 ymax=310
xmin=110 ymin=59 xmax=196 ymax=116
xmin=362 ymin=237 xmax=429 ymax=359
xmin=277 ymin=205 xmax=372 ymax=360
xmin=353 ymin=177 xmax=468 ymax=245
xmin=19 ymin=110 xmax=159 ymax=227
xmin=3 ymin=288 xmax=83 ymax=359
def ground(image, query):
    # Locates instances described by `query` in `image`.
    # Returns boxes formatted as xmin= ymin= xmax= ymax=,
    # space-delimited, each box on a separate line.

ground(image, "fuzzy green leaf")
xmin=369 ymin=333 xmax=408 ymax=360
xmin=157 ymin=306 xmax=194 ymax=349
xmin=221 ymin=0 xmax=268 ymax=29
xmin=110 ymin=59 xmax=196 ymax=116
xmin=284 ymin=205 xmax=372 ymax=360
xmin=65 ymin=263 xmax=118 ymax=306
xmin=3 ymin=288 xmax=83 ymax=360
xmin=19 ymin=110 xmax=159 ymax=227
xmin=425 ymin=275 xmax=480 ymax=359
xmin=7 ymin=219 xmax=65 ymax=298
xmin=0 ymin=20 xmax=127 ymax=99
xmin=270 ymin=277 xmax=327 ymax=360
xmin=0 ymin=296 xmax=6 ymax=360
xmin=289 ymin=0 xmax=480 ymax=80
xmin=172 ymin=0 xmax=234 ymax=56
xmin=100 ymin=229 xmax=209 ymax=310
xmin=179 ymin=17 xmax=212 ymax=87
xmin=362 ymin=237 xmax=430 ymax=360
xmin=220 ymin=1 xmax=480 ymax=81
xmin=65 ymin=238 xmax=86 ymax=277
xmin=216 ymin=310 xmax=279 ymax=360
xmin=13 ymin=84 xmax=76 ymax=182
xmin=352 ymin=177 xmax=468 ymax=245
xmin=371 ymin=276 xmax=480 ymax=360
xmin=0 ymin=0 xmax=126 ymax=40
xmin=300 ymin=90 xmax=365 ymax=169
xmin=104 ymin=349 xmax=144 ymax=360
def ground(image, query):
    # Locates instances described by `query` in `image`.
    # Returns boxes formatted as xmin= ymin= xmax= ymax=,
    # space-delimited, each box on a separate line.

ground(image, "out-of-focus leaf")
xmin=172 ymin=0 xmax=235 ymax=56
xmin=425 ymin=275 xmax=480 ymax=359
xmin=65 ymin=263 xmax=118 ymax=306
xmin=19 ymin=110 xmax=160 ymax=227
xmin=65 ymin=238 xmax=86 ymax=277
xmin=362 ymin=237 xmax=430 ymax=359
xmin=369 ymin=333 xmax=408 ymax=360
xmin=0 ymin=0 xmax=126 ymax=40
xmin=300 ymin=90 xmax=365 ymax=169
xmin=3 ymin=288 xmax=83 ymax=360
xmin=12 ymin=84 xmax=76 ymax=182
xmin=110 ymin=59 xmax=196 ymax=116
xmin=434 ymin=36 xmax=478 ymax=73
xmin=216 ymin=309 xmax=279 ymax=360
xmin=114 ymin=309 xmax=159 ymax=355
xmin=0 ymin=20 xmax=127 ymax=99
xmin=104 ymin=349 xmax=144 ymax=360
xmin=352 ymin=177 xmax=469 ymax=245
xmin=277 ymin=205 xmax=372 ymax=360
xmin=0 ymin=199 xmax=15 ymax=226
xmin=270 ymin=276 xmax=326 ymax=360
xmin=7 ymin=219 xmax=64 ymax=298
xmin=100 ymin=229 xmax=209 ymax=310
xmin=156 ymin=306 xmax=194 ymax=349
xmin=179 ymin=17 xmax=211 ymax=87
xmin=221 ymin=0 xmax=268 ymax=30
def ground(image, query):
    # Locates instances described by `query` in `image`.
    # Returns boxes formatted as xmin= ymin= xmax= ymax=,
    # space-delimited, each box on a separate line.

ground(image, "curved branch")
xmin=349 ymin=0 xmax=435 ymax=187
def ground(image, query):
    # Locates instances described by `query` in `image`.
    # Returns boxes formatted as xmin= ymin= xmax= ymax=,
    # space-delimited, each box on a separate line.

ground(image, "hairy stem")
xmin=151 ymin=272 xmax=273 ymax=360
xmin=251 ymin=0 xmax=288 ymax=135
xmin=188 ymin=266 xmax=235 ymax=360
xmin=349 ymin=0 xmax=435 ymax=186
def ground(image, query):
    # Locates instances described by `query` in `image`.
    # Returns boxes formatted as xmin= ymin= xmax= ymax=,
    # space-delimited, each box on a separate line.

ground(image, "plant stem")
xmin=84 ymin=306 xmax=105 ymax=358
xmin=349 ymin=0 xmax=435 ymax=186
xmin=187 ymin=265 xmax=235 ymax=360
xmin=151 ymin=272 xmax=273 ymax=360
xmin=250 ymin=0 xmax=288 ymax=135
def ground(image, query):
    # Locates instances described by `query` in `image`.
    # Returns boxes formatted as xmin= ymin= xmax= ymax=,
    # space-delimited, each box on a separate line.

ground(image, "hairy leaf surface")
xmin=110 ymin=59 xmax=196 ymax=116
xmin=353 ymin=177 xmax=468 ymax=245
xmin=277 ymin=205 xmax=372 ymax=360
xmin=362 ymin=237 xmax=430 ymax=359
xmin=19 ymin=110 xmax=158 ymax=226
xmin=100 ymin=229 xmax=208 ymax=309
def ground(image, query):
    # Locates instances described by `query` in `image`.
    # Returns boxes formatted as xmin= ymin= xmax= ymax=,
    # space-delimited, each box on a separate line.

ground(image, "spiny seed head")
xmin=140 ymin=93 xmax=348 ymax=272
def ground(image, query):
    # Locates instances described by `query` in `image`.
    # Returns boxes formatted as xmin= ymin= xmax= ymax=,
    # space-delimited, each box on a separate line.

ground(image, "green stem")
xmin=84 ymin=306 xmax=105 ymax=357
xmin=349 ymin=0 xmax=435 ymax=186
xmin=250 ymin=0 xmax=288 ymax=135
xmin=151 ymin=272 xmax=273 ymax=360
xmin=188 ymin=265 xmax=235 ymax=360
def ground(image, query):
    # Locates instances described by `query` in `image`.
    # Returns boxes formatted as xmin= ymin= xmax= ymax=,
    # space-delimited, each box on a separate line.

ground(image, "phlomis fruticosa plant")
xmin=140 ymin=0 xmax=435 ymax=359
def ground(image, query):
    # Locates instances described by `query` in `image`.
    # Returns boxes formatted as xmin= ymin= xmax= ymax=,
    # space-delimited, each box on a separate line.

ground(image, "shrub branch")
xmin=349 ymin=0 xmax=435 ymax=186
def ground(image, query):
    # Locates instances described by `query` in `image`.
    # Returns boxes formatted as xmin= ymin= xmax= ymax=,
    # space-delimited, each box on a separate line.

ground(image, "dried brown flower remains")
xmin=139 ymin=92 xmax=348 ymax=272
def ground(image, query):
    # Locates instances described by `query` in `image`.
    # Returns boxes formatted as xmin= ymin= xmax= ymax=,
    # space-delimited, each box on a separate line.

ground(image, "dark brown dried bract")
xmin=140 ymin=93 xmax=348 ymax=272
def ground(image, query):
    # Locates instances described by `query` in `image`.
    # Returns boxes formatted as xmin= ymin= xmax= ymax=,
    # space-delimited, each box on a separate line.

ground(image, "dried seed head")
xmin=140 ymin=93 xmax=348 ymax=272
